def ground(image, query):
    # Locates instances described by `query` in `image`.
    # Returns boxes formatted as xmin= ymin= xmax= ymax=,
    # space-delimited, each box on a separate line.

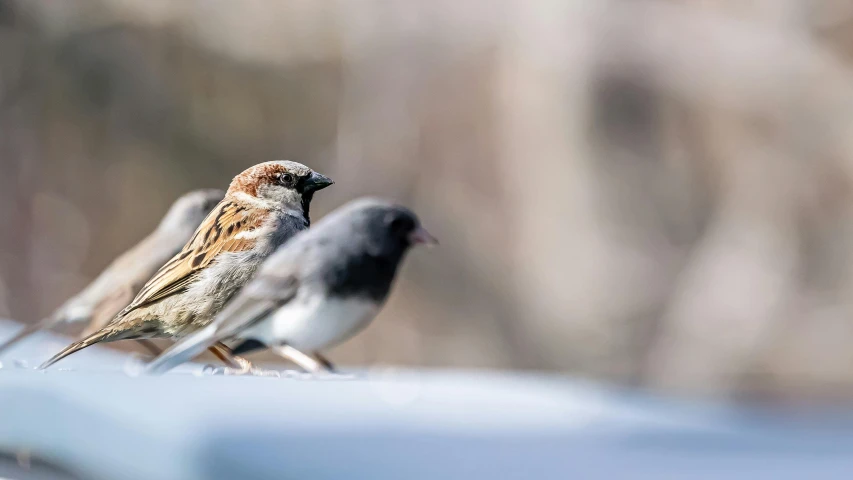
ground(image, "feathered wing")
xmin=2 ymin=228 xmax=172 ymax=355
xmin=112 ymin=200 xmax=265 ymax=321
xmin=38 ymin=201 xmax=266 ymax=370
xmin=144 ymin=273 xmax=299 ymax=374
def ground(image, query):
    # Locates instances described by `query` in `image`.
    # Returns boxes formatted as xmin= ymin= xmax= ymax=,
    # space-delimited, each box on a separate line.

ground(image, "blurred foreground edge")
xmin=1 ymin=320 xmax=853 ymax=480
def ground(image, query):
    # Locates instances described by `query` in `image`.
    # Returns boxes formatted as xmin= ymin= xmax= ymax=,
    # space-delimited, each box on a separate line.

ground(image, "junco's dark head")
xmin=304 ymin=198 xmax=437 ymax=302
xmin=342 ymin=198 xmax=438 ymax=259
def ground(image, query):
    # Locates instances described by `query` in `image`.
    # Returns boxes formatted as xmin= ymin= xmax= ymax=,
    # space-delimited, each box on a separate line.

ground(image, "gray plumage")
xmin=145 ymin=197 xmax=437 ymax=375
xmin=0 ymin=189 xmax=224 ymax=356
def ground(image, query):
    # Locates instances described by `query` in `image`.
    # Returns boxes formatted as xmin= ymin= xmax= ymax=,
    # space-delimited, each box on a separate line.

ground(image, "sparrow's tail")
xmin=38 ymin=329 xmax=112 ymax=370
xmin=145 ymin=325 xmax=219 ymax=375
xmin=0 ymin=316 xmax=62 ymax=356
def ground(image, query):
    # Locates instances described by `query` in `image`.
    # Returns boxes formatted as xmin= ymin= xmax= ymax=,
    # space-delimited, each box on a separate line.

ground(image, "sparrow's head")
xmin=159 ymin=189 xmax=225 ymax=232
xmin=227 ymin=161 xmax=333 ymax=217
xmin=341 ymin=198 xmax=438 ymax=259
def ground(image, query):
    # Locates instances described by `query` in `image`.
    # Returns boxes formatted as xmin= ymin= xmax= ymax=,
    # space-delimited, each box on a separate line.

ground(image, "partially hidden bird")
xmin=39 ymin=161 xmax=333 ymax=369
xmin=0 ymin=189 xmax=224 ymax=357
xmin=145 ymin=198 xmax=437 ymax=375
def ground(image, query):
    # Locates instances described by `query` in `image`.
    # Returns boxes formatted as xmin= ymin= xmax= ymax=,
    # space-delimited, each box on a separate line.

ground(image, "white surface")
xmin=1 ymin=319 xmax=853 ymax=480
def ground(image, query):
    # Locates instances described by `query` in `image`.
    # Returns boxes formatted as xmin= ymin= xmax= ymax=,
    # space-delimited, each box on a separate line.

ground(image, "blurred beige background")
xmin=4 ymin=0 xmax=853 ymax=401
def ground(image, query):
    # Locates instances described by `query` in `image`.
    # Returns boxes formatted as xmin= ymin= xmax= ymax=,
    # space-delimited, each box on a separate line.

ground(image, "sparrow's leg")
xmin=272 ymin=344 xmax=326 ymax=373
xmin=135 ymin=339 xmax=163 ymax=357
xmin=208 ymin=343 xmax=251 ymax=371
xmin=209 ymin=342 xmax=279 ymax=377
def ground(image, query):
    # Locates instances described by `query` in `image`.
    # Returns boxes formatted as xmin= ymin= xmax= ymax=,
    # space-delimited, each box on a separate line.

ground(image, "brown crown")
xmin=227 ymin=162 xmax=297 ymax=197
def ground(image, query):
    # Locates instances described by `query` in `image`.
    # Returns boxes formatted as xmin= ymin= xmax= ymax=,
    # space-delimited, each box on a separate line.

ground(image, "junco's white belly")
xmin=248 ymin=295 xmax=379 ymax=351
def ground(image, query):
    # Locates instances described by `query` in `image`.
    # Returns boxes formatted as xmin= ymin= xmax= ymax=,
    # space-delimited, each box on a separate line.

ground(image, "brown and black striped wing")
xmin=115 ymin=200 xmax=264 ymax=317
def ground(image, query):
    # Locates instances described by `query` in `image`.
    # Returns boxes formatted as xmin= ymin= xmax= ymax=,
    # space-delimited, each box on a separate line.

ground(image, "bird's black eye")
xmin=279 ymin=173 xmax=294 ymax=185
xmin=388 ymin=216 xmax=412 ymax=235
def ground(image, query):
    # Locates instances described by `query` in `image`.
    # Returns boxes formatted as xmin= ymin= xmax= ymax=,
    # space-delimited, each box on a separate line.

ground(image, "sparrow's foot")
xmin=247 ymin=367 xmax=282 ymax=377
xmin=202 ymin=364 xmax=281 ymax=377
xmin=230 ymin=354 xmax=254 ymax=372
xmin=201 ymin=359 xmax=253 ymax=376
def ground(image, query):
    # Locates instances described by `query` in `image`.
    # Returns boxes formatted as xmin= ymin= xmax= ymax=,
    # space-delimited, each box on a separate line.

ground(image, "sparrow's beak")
xmin=408 ymin=226 xmax=438 ymax=247
xmin=303 ymin=172 xmax=334 ymax=192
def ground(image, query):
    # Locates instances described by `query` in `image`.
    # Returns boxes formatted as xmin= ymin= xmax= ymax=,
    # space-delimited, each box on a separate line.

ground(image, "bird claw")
xmin=247 ymin=367 xmax=281 ymax=378
xmin=199 ymin=364 xmax=352 ymax=379
xmin=203 ymin=364 xmax=282 ymax=377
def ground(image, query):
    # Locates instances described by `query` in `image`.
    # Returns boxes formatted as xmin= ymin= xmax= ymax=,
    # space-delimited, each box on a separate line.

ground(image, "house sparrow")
xmin=144 ymin=198 xmax=437 ymax=375
xmin=39 ymin=161 xmax=334 ymax=369
xmin=0 ymin=189 xmax=224 ymax=356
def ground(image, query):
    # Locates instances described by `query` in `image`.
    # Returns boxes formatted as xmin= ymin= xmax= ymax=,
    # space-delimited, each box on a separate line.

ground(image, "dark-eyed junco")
xmin=144 ymin=198 xmax=437 ymax=375
xmin=0 ymin=189 xmax=224 ymax=356
xmin=39 ymin=161 xmax=334 ymax=370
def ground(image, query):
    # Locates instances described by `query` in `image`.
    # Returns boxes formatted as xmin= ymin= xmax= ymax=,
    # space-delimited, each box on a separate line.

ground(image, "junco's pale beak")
xmin=303 ymin=172 xmax=334 ymax=193
xmin=409 ymin=226 xmax=438 ymax=247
